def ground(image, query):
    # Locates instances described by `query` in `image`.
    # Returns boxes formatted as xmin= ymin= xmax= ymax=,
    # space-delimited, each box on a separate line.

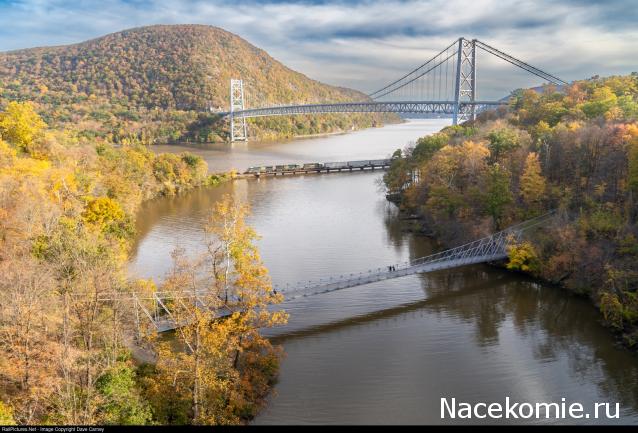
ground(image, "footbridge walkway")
xmin=123 ymin=211 xmax=555 ymax=332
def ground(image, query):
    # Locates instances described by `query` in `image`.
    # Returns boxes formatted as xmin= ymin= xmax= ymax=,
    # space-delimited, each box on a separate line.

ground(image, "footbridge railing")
xmin=98 ymin=211 xmax=555 ymax=333
xmin=276 ymin=211 xmax=554 ymax=300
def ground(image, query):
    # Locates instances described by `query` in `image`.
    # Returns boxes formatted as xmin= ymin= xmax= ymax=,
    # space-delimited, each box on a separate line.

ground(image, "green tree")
xmin=487 ymin=127 xmax=520 ymax=162
xmin=95 ymin=363 xmax=153 ymax=425
xmin=412 ymin=133 xmax=448 ymax=162
xmin=581 ymin=86 xmax=618 ymax=119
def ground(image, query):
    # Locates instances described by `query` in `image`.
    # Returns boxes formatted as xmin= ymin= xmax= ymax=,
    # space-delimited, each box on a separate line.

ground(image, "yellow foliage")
xmin=506 ymin=241 xmax=540 ymax=273
xmin=82 ymin=196 xmax=125 ymax=227
xmin=149 ymin=194 xmax=287 ymax=424
xmin=460 ymin=140 xmax=490 ymax=177
xmin=600 ymin=292 xmax=624 ymax=330
xmin=0 ymin=157 xmax=51 ymax=177
xmin=566 ymin=121 xmax=583 ymax=131
xmin=47 ymin=168 xmax=80 ymax=208
xmin=0 ymin=139 xmax=17 ymax=167
xmin=0 ymin=401 xmax=16 ymax=425
xmin=0 ymin=101 xmax=47 ymax=153
xmin=520 ymin=152 xmax=546 ymax=211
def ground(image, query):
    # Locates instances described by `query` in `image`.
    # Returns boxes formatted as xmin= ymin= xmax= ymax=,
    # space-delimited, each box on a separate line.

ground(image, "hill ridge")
xmin=0 ymin=24 xmax=384 ymax=142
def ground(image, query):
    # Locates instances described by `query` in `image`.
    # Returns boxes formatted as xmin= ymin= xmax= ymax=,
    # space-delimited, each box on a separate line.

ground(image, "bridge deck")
xmin=279 ymin=253 xmax=508 ymax=300
xmin=220 ymin=100 xmax=506 ymax=119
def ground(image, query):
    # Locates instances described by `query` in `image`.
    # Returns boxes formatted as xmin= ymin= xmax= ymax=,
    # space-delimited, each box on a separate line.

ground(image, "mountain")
xmin=0 ymin=25 xmax=389 ymax=143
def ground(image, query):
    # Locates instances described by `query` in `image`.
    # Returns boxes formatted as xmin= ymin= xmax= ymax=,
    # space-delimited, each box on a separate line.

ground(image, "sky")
xmin=0 ymin=0 xmax=636 ymax=99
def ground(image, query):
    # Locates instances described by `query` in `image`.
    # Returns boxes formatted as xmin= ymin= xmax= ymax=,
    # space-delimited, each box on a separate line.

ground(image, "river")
xmin=128 ymin=120 xmax=638 ymax=425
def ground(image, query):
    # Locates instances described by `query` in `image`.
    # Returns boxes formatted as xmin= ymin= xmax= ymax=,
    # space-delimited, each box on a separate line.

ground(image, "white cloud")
xmin=1 ymin=0 xmax=637 ymax=99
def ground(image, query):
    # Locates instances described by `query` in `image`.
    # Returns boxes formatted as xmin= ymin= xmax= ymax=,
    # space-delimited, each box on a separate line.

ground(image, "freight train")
xmin=245 ymin=159 xmax=391 ymax=174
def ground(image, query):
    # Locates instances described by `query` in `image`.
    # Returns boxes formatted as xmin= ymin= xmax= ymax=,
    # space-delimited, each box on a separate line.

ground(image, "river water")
xmin=129 ymin=120 xmax=638 ymax=425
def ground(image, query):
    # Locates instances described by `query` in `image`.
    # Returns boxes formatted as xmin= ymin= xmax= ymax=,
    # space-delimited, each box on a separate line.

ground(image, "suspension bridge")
xmin=116 ymin=212 xmax=554 ymax=333
xmin=223 ymin=37 xmax=567 ymax=141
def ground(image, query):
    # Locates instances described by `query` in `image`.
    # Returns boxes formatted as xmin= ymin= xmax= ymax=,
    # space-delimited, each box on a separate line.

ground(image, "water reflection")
xmin=262 ymin=263 xmax=638 ymax=424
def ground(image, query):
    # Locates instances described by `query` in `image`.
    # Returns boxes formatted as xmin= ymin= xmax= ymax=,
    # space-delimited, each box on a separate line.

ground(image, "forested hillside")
xmin=0 ymin=24 xmax=391 ymax=143
xmin=0 ymin=101 xmax=284 ymax=425
xmin=384 ymin=74 xmax=638 ymax=347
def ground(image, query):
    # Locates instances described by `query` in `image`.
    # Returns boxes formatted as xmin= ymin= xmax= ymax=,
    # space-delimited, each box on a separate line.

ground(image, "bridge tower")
xmin=230 ymin=79 xmax=248 ymax=142
xmin=452 ymin=38 xmax=477 ymax=125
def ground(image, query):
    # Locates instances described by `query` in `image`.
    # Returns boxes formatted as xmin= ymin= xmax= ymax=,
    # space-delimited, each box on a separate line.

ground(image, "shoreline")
xmin=162 ymin=118 xmax=404 ymax=148
xmin=391 ymin=202 xmax=638 ymax=353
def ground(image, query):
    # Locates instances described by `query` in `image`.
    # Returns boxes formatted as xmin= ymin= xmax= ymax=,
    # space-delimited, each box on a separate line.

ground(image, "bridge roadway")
xmin=221 ymin=100 xmax=507 ymax=119
xmin=240 ymin=159 xmax=393 ymax=177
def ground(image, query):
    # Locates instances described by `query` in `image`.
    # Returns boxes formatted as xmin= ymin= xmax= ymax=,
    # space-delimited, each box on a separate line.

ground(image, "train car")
xmin=264 ymin=166 xmax=274 ymax=172
xmin=369 ymin=159 xmax=390 ymax=166
xmin=275 ymin=164 xmax=286 ymax=171
xmin=323 ymin=161 xmax=344 ymax=169
xmin=246 ymin=166 xmax=270 ymax=174
xmin=303 ymin=163 xmax=324 ymax=169
xmin=347 ymin=160 xmax=369 ymax=168
xmin=285 ymin=164 xmax=301 ymax=171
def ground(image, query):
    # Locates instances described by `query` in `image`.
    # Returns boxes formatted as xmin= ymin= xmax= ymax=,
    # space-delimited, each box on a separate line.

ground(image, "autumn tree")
xmin=0 ymin=260 xmax=58 ymax=423
xmin=0 ymin=401 xmax=16 ymax=425
xmin=0 ymin=100 xmax=226 ymax=425
xmin=383 ymin=74 xmax=638 ymax=345
xmin=0 ymin=101 xmax=47 ymax=155
xmin=519 ymin=152 xmax=546 ymax=215
xmin=148 ymin=195 xmax=287 ymax=424
xmin=629 ymin=136 xmax=638 ymax=198
xmin=506 ymin=241 xmax=540 ymax=274
xmin=581 ymin=86 xmax=617 ymax=119
xmin=382 ymin=156 xmax=411 ymax=195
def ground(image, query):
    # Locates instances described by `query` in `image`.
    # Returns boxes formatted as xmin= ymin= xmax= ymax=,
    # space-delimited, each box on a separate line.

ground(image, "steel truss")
xmin=227 ymin=100 xmax=504 ymax=119
xmin=230 ymin=79 xmax=247 ymax=142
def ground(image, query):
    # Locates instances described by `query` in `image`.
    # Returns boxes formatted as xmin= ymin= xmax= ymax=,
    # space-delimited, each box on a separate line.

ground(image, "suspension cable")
xmin=368 ymin=39 xmax=460 ymax=98
xmin=372 ymin=49 xmax=458 ymax=100
xmin=474 ymin=40 xmax=567 ymax=86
